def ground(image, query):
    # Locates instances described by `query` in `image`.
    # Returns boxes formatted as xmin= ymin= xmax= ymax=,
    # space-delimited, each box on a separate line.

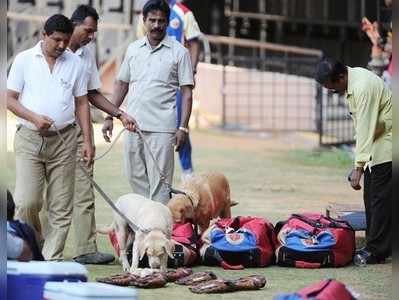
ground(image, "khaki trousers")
xmin=14 ymin=125 xmax=77 ymax=260
xmin=72 ymin=125 xmax=97 ymax=257
xmin=124 ymin=131 xmax=175 ymax=204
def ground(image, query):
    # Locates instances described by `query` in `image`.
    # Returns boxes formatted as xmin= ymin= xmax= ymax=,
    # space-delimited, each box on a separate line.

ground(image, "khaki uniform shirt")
xmin=117 ymin=35 xmax=193 ymax=132
xmin=345 ymin=67 xmax=392 ymax=168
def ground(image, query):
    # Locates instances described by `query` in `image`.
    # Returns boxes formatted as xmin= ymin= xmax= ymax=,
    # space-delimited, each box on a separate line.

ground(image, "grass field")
xmin=6 ymin=122 xmax=391 ymax=299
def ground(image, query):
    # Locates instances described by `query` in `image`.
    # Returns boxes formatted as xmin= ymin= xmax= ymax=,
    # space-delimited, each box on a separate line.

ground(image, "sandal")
xmin=175 ymin=271 xmax=217 ymax=286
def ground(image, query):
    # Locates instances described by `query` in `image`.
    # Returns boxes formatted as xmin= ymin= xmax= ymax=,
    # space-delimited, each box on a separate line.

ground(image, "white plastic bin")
xmin=7 ymin=260 xmax=88 ymax=300
xmin=43 ymin=282 xmax=138 ymax=300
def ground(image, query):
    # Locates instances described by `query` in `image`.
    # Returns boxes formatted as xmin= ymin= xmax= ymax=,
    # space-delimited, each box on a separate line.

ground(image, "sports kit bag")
xmin=275 ymin=213 xmax=355 ymax=268
xmin=200 ymin=216 xmax=277 ymax=269
xmin=273 ymin=279 xmax=357 ymax=300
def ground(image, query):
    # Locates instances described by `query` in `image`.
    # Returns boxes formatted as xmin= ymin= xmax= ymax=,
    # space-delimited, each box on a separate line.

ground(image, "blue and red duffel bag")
xmin=200 ymin=216 xmax=277 ymax=269
xmin=273 ymin=279 xmax=357 ymax=300
xmin=275 ymin=213 xmax=355 ymax=268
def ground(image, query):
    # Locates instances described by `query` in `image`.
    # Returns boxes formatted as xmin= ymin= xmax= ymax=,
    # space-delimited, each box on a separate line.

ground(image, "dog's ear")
xmin=164 ymin=240 xmax=174 ymax=259
xmin=138 ymin=241 xmax=147 ymax=261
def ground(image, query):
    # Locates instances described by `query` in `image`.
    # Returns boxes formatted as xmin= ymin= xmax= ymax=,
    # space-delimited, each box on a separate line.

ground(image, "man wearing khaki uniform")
xmin=102 ymin=0 xmax=194 ymax=203
xmin=7 ymin=14 xmax=94 ymax=260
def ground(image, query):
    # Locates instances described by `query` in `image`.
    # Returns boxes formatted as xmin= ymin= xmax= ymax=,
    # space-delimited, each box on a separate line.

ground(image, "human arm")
xmin=349 ymin=88 xmax=381 ymax=190
xmin=176 ymin=85 xmax=193 ymax=151
xmin=88 ymin=89 xmax=137 ymax=132
xmin=186 ymin=38 xmax=200 ymax=78
xmin=7 ymin=54 xmax=53 ymax=130
xmin=7 ymin=90 xmax=53 ymax=130
xmin=75 ymin=95 xmax=94 ymax=166
xmin=101 ymin=80 xmax=130 ymax=142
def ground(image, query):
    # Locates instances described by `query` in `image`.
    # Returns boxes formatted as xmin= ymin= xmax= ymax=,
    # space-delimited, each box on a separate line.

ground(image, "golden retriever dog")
xmin=98 ymin=193 xmax=174 ymax=273
xmin=167 ymin=172 xmax=236 ymax=233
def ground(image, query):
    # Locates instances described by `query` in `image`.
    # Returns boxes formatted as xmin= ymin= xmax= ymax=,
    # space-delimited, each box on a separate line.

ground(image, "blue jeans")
xmin=176 ymin=89 xmax=193 ymax=172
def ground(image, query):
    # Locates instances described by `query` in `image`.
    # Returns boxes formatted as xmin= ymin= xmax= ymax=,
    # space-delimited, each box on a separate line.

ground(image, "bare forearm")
xmin=187 ymin=39 xmax=200 ymax=71
xmin=179 ymin=86 xmax=193 ymax=128
xmin=75 ymin=96 xmax=92 ymax=143
xmin=111 ymin=80 xmax=129 ymax=110
xmin=7 ymin=94 xmax=37 ymax=123
xmin=88 ymin=90 xmax=123 ymax=117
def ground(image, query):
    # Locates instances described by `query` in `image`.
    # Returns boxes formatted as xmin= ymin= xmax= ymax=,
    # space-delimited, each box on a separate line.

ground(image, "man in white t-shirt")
xmin=7 ymin=14 xmax=94 ymax=260
xmin=67 ymin=5 xmax=137 ymax=265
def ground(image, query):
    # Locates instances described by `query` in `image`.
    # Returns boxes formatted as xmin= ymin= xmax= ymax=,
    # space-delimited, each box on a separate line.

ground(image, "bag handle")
xmin=291 ymin=214 xmax=352 ymax=230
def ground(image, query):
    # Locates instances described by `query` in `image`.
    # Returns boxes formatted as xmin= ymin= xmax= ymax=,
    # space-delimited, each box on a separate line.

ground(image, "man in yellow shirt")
xmin=316 ymin=57 xmax=391 ymax=265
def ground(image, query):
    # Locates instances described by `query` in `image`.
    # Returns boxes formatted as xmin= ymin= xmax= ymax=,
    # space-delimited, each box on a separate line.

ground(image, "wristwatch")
xmin=178 ymin=126 xmax=189 ymax=133
xmin=105 ymin=111 xmax=122 ymax=121
xmin=114 ymin=111 xmax=122 ymax=119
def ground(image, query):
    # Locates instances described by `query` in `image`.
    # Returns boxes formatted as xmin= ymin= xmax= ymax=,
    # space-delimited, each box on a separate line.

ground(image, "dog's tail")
xmin=96 ymin=223 xmax=114 ymax=235
xmin=230 ymin=201 xmax=239 ymax=207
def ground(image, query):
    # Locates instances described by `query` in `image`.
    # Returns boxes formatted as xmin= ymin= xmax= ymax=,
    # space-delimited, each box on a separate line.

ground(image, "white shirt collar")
xmin=34 ymin=40 xmax=67 ymax=60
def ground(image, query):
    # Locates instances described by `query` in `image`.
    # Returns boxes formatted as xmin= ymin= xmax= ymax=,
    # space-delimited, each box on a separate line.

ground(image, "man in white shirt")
xmin=102 ymin=0 xmax=194 ymax=203
xmin=68 ymin=5 xmax=137 ymax=265
xmin=7 ymin=14 xmax=94 ymax=260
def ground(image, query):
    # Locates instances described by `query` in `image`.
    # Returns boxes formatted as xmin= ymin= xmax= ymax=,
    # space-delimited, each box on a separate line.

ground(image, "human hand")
xmin=361 ymin=17 xmax=380 ymax=45
xmin=175 ymin=129 xmax=187 ymax=152
xmin=119 ymin=112 xmax=137 ymax=132
xmin=348 ymin=168 xmax=363 ymax=190
xmin=102 ymin=118 xmax=114 ymax=143
xmin=33 ymin=114 xmax=54 ymax=130
xmin=81 ymin=141 xmax=95 ymax=167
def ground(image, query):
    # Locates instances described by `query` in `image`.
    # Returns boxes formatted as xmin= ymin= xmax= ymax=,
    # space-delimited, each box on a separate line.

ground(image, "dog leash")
xmin=53 ymin=124 xmax=148 ymax=234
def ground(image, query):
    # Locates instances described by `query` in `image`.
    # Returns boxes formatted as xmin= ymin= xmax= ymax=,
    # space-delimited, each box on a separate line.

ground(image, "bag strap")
xmin=291 ymin=214 xmax=352 ymax=230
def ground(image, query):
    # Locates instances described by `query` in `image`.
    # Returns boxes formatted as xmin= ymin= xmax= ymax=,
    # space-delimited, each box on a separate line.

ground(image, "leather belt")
xmin=38 ymin=123 xmax=75 ymax=137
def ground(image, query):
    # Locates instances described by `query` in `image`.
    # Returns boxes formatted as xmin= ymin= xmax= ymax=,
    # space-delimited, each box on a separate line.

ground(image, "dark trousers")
xmin=363 ymin=161 xmax=392 ymax=258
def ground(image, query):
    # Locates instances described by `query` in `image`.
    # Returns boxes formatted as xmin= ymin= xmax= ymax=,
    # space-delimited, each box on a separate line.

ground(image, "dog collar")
xmin=170 ymin=188 xmax=196 ymax=208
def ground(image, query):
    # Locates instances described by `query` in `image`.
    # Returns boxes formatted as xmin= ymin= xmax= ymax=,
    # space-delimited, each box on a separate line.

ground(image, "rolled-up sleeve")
xmin=354 ymin=90 xmax=380 ymax=168
xmin=177 ymin=49 xmax=194 ymax=87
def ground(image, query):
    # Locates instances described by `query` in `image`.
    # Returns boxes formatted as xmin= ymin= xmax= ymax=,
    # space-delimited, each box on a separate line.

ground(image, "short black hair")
xmin=315 ymin=56 xmax=347 ymax=85
xmin=7 ymin=190 xmax=15 ymax=221
xmin=71 ymin=5 xmax=99 ymax=24
xmin=44 ymin=14 xmax=74 ymax=35
xmin=143 ymin=0 xmax=170 ymax=20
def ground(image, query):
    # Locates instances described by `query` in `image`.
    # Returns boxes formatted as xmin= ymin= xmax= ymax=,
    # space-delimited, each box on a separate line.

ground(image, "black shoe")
xmin=73 ymin=252 xmax=115 ymax=264
xmin=354 ymin=250 xmax=385 ymax=266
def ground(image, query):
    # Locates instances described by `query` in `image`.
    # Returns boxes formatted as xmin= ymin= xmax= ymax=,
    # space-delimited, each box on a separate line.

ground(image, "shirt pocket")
xmin=155 ymin=56 xmax=176 ymax=83
xmin=130 ymin=55 xmax=145 ymax=83
xmin=59 ymin=77 xmax=74 ymax=110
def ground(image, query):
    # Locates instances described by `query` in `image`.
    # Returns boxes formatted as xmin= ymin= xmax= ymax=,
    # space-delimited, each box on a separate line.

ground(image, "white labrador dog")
xmin=98 ymin=193 xmax=174 ymax=273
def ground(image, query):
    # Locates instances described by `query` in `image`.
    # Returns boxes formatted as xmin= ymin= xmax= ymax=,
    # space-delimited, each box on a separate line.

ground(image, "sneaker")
xmin=353 ymin=250 xmax=385 ymax=266
xmin=73 ymin=252 xmax=115 ymax=264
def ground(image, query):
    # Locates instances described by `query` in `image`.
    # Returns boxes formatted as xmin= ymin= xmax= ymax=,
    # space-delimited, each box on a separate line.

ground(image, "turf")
xmin=5 ymin=123 xmax=391 ymax=299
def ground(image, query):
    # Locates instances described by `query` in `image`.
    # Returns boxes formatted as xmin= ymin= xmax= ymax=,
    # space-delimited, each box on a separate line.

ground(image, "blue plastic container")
xmin=7 ymin=260 xmax=88 ymax=300
xmin=43 ymin=282 xmax=137 ymax=300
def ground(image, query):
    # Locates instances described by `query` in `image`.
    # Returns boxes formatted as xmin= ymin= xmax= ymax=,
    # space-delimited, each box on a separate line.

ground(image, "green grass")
xmin=5 ymin=126 xmax=391 ymax=299
xmin=287 ymin=148 xmax=353 ymax=168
